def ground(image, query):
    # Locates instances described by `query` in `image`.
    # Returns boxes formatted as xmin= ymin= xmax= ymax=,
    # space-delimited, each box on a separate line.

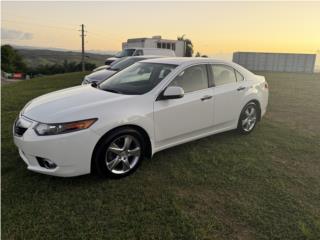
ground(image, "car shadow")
xmin=151 ymin=129 xmax=240 ymax=159
xmin=18 ymin=126 xmax=259 ymax=185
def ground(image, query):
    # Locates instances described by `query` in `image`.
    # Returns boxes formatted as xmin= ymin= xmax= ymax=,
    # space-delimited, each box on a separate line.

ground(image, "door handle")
xmin=237 ymin=86 xmax=246 ymax=91
xmin=201 ymin=95 xmax=213 ymax=101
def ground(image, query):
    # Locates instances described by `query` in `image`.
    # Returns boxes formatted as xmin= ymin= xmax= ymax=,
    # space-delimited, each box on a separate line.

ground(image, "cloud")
xmin=1 ymin=28 xmax=33 ymax=40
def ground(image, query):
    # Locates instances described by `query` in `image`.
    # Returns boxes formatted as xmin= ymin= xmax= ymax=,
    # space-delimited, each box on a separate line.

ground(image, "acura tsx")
xmin=13 ymin=58 xmax=268 ymax=178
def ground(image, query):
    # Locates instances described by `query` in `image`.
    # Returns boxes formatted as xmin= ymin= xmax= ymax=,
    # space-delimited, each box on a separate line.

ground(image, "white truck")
xmin=105 ymin=47 xmax=175 ymax=65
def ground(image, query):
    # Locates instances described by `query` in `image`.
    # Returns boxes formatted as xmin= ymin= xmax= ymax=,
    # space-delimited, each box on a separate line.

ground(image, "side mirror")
xmin=160 ymin=86 xmax=184 ymax=100
xmin=91 ymin=82 xmax=98 ymax=88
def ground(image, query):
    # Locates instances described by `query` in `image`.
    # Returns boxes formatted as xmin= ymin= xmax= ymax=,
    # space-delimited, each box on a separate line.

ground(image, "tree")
xmin=1 ymin=45 xmax=27 ymax=72
xmin=177 ymin=35 xmax=194 ymax=57
xmin=195 ymin=52 xmax=208 ymax=58
xmin=27 ymin=61 xmax=96 ymax=75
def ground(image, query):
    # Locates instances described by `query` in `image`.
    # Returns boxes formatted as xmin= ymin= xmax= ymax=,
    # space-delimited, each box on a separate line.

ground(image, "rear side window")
xmin=169 ymin=65 xmax=208 ymax=93
xmin=211 ymin=65 xmax=237 ymax=86
xmin=235 ymin=70 xmax=244 ymax=81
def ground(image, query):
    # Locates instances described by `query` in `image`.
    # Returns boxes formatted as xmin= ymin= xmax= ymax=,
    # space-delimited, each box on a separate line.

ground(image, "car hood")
xmin=85 ymin=69 xmax=117 ymax=82
xmin=106 ymin=57 xmax=119 ymax=61
xmin=22 ymin=85 xmax=133 ymax=123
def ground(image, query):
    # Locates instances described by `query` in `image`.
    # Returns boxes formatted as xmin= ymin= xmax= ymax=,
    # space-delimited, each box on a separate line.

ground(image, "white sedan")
xmin=13 ymin=58 xmax=268 ymax=178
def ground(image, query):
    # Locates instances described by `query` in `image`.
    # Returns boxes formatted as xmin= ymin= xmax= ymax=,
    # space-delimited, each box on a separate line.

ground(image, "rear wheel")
xmin=237 ymin=102 xmax=258 ymax=134
xmin=93 ymin=128 xmax=145 ymax=178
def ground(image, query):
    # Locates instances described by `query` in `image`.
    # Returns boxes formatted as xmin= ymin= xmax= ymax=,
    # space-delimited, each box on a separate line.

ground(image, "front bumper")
xmin=13 ymin=117 xmax=101 ymax=177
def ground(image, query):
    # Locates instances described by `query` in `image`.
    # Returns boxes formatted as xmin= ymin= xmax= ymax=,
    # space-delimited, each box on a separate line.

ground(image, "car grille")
xmin=14 ymin=117 xmax=32 ymax=137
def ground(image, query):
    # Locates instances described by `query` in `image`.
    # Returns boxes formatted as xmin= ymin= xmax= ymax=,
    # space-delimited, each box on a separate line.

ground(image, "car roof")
xmin=124 ymin=55 xmax=165 ymax=60
xmin=140 ymin=57 xmax=256 ymax=77
xmin=124 ymin=47 xmax=172 ymax=51
xmin=140 ymin=57 xmax=232 ymax=65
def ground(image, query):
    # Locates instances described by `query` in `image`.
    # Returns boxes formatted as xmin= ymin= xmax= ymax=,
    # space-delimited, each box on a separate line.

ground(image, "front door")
xmin=154 ymin=64 xmax=214 ymax=142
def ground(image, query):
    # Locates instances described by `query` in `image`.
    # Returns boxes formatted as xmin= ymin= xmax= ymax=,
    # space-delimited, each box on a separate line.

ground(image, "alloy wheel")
xmin=242 ymin=105 xmax=257 ymax=132
xmin=105 ymin=135 xmax=141 ymax=174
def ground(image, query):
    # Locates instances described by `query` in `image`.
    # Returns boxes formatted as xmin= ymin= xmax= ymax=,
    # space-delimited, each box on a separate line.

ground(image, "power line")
xmin=86 ymin=30 xmax=124 ymax=42
xmin=2 ymin=19 xmax=78 ymax=32
xmin=86 ymin=32 xmax=106 ymax=41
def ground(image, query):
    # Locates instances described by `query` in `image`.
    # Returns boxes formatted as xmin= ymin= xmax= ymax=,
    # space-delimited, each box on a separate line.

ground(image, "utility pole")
xmin=80 ymin=24 xmax=85 ymax=72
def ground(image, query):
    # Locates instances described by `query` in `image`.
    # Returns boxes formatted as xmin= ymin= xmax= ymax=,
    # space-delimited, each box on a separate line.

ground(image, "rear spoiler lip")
xmin=255 ymin=75 xmax=266 ymax=82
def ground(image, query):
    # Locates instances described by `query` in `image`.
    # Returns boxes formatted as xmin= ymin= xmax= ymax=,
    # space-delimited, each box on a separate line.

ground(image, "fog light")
xmin=37 ymin=157 xmax=57 ymax=169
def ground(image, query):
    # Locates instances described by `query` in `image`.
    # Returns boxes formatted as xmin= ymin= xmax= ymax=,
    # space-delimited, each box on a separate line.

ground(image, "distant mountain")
xmin=11 ymin=44 xmax=118 ymax=55
xmin=11 ymin=45 xmax=71 ymax=52
xmin=13 ymin=47 xmax=114 ymax=68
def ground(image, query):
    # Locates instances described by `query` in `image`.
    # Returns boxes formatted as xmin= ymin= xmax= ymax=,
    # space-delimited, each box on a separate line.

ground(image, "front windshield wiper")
xmin=103 ymin=88 xmax=123 ymax=94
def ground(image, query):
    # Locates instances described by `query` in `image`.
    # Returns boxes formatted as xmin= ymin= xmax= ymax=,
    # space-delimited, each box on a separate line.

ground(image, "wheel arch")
xmin=91 ymin=124 xmax=152 ymax=173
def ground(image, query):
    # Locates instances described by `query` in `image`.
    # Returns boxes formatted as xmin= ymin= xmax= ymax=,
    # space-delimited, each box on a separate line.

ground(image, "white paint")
xmin=13 ymin=58 xmax=268 ymax=177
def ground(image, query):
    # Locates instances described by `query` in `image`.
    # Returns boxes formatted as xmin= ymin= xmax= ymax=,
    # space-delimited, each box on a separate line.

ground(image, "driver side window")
xmin=134 ymin=50 xmax=143 ymax=56
xmin=169 ymin=65 xmax=208 ymax=93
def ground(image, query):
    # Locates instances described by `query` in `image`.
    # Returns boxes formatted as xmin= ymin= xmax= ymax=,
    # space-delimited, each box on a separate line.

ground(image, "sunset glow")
xmin=2 ymin=1 xmax=320 ymax=57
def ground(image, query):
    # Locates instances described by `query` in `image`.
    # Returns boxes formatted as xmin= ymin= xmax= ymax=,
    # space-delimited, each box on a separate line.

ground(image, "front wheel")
xmin=93 ymin=128 xmax=145 ymax=178
xmin=237 ymin=102 xmax=259 ymax=134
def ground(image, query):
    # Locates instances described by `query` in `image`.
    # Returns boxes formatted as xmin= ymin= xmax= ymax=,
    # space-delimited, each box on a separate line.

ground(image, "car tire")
xmin=93 ymin=128 xmax=145 ymax=178
xmin=237 ymin=102 xmax=259 ymax=134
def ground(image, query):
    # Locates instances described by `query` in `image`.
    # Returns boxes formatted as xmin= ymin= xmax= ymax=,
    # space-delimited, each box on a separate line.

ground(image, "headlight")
xmin=34 ymin=118 xmax=97 ymax=136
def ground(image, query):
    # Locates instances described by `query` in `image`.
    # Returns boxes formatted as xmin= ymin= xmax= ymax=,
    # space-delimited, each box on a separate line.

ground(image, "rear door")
xmin=210 ymin=64 xmax=245 ymax=126
xmin=154 ymin=64 xmax=214 ymax=142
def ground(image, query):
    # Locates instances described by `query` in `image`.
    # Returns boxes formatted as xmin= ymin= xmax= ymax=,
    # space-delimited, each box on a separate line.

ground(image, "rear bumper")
xmin=13 ymin=125 xmax=101 ymax=177
xmin=261 ymin=90 xmax=269 ymax=118
xmin=261 ymin=101 xmax=268 ymax=118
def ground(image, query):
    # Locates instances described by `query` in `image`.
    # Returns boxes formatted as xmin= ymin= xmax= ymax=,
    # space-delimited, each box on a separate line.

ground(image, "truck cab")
xmin=105 ymin=48 xmax=175 ymax=65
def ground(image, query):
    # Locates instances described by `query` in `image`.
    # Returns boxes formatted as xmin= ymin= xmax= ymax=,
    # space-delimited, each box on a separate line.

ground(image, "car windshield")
xmin=109 ymin=57 xmax=147 ymax=71
xmin=114 ymin=49 xmax=136 ymax=58
xmin=99 ymin=62 xmax=177 ymax=95
xmin=109 ymin=58 xmax=123 ymax=66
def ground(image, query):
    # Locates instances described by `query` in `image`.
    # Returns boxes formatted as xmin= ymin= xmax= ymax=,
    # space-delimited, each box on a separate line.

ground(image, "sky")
xmin=1 ymin=1 xmax=320 ymax=61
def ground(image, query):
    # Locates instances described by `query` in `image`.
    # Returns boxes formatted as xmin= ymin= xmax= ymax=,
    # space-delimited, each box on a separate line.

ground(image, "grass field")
xmin=17 ymin=48 xmax=110 ymax=68
xmin=1 ymin=71 xmax=320 ymax=240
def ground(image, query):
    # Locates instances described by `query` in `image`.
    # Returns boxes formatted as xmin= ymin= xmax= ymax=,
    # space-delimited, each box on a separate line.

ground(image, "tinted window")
xmin=110 ymin=57 xmax=146 ymax=71
xmin=235 ymin=70 xmax=244 ymax=81
xmin=114 ymin=49 xmax=136 ymax=58
xmin=99 ymin=63 xmax=176 ymax=95
xmin=109 ymin=58 xmax=123 ymax=67
xmin=134 ymin=50 xmax=143 ymax=56
xmin=211 ymin=65 xmax=237 ymax=86
xmin=169 ymin=65 xmax=208 ymax=93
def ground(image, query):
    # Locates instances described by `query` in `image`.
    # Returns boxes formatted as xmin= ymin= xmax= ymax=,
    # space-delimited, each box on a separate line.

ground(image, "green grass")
xmin=17 ymin=49 xmax=110 ymax=68
xmin=2 ymin=71 xmax=320 ymax=240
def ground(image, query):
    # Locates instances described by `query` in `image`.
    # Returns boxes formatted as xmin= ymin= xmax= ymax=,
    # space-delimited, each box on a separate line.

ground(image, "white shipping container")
xmin=233 ymin=52 xmax=316 ymax=73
